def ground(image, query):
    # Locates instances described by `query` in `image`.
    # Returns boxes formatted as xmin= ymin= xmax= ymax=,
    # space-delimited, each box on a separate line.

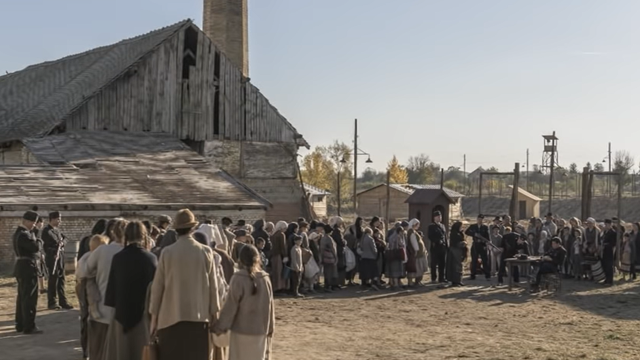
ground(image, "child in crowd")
xmin=256 ymin=237 xmax=269 ymax=270
xmin=289 ymin=234 xmax=304 ymax=298
xmin=76 ymin=235 xmax=108 ymax=320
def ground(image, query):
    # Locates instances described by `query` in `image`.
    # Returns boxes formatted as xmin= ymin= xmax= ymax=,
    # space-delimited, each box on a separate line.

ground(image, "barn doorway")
xmin=519 ymin=201 xmax=527 ymax=220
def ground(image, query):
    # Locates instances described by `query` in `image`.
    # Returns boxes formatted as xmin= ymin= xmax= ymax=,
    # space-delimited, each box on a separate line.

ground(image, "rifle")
xmin=474 ymin=233 xmax=503 ymax=256
xmin=51 ymin=234 xmax=66 ymax=276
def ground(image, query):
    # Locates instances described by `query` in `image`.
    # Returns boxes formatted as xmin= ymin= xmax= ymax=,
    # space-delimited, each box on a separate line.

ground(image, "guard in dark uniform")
xmin=42 ymin=211 xmax=73 ymax=310
xmin=427 ymin=211 xmax=448 ymax=283
xmin=465 ymin=214 xmax=491 ymax=280
xmin=14 ymin=210 xmax=43 ymax=334
xmin=601 ymin=219 xmax=617 ymax=285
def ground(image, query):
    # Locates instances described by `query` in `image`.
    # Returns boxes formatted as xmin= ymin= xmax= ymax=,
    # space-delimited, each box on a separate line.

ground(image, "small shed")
xmin=405 ymin=188 xmax=459 ymax=232
xmin=357 ymin=184 xmax=463 ymax=221
xmin=303 ymin=183 xmax=330 ymax=218
xmin=507 ymin=185 xmax=542 ymax=220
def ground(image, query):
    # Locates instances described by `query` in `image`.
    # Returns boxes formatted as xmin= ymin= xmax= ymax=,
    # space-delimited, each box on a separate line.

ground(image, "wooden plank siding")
xmin=65 ymin=25 xmax=300 ymax=146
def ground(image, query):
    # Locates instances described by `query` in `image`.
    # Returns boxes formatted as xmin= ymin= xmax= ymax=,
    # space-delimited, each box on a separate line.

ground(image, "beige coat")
xmin=215 ymin=269 xmax=275 ymax=337
xmin=290 ymin=245 xmax=303 ymax=272
xmin=149 ymin=235 xmax=220 ymax=331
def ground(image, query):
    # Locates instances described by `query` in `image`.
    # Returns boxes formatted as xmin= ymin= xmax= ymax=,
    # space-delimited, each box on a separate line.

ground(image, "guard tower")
xmin=541 ymin=131 xmax=558 ymax=213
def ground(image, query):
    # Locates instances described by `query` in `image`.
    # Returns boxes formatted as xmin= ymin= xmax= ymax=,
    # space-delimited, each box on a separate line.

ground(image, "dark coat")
xmin=104 ymin=244 xmax=157 ymax=332
xmin=42 ymin=224 xmax=66 ymax=276
xmin=428 ymin=223 xmax=448 ymax=249
xmin=13 ymin=226 xmax=40 ymax=278
xmin=465 ymin=224 xmax=490 ymax=248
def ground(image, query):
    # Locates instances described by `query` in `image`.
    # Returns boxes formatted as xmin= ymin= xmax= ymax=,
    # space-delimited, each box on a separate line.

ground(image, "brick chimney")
xmin=203 ymin=0 xmax=249 ymax=77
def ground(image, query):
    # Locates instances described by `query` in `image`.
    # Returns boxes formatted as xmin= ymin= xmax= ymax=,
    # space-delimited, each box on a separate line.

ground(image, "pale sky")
xmin=2 ymin=1 xmax=639 ymax=174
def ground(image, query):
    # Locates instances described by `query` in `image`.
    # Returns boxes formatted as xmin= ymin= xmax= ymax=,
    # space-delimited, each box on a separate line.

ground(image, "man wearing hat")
xmin=427 ymin=211 xmax=448 ymax=283
xmin=465 ymin=214 xmax=491 ymax=280
xmin=13 ymin=210 xmax=43 ymax=334
xmin=42 ymin=211 xmax=72 ymax=310
xmin=498 ymin=231 xmax=529 ymax=286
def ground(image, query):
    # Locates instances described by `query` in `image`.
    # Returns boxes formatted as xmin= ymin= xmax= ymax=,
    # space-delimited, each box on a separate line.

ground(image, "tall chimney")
xmin=203 ymin=0 xmax=249 ymax=77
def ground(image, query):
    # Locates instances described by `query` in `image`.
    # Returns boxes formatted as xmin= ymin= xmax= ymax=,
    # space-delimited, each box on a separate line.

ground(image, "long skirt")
xmin=229 ymin=332 xmax=270 ymax=360
xmin=359 ymin=258 xmax=379 ymax=282
xmin=411 ymin=256 xmax=428 ymax=278
xmin=269 ymin=255 xmax=286 ymax=291
xmin=571 ymin=252 xmax=583 ymax=277
xmin=621 ymin=250 xmax=632 ymax=274
xmin=323 ymin=263 xmax=338 ymax=287
xmin=157 ymin=321 xmax=210 ymax=360
xmin=446 ymin=248 xmax=464 ymax=284
xmin=88 ymin=320 xmax=110 ymax=360
xmin=386 ymin=259 xmax=406 ymax=279
xmin=104 ymin=319 xmax=149 ymax=360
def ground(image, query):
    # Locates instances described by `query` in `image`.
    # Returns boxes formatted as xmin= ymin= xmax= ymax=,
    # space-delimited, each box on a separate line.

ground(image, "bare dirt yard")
xmin=1 ymin=274 xmax=640 ymax=360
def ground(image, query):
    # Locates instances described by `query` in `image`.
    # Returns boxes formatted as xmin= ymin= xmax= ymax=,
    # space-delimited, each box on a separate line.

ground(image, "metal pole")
xmin=511 ymin=163 xmax=520 ymax=221
xmin=548 ymin=131 xmax=555 ymax=214
xmin=526 ymin=148 xmax=529 ymax=192
xmin=385 ymin=171 xmax=391 ymax=223
xmin=608 ymin=142 xmax=612 ymax=197
xmin=617 ymin=172 xmax=622 ymax=267
xmin=463 ymin=154 xmax=467 ymax=195
xmin=440 ymin=168 xmax=444 ymax=189
xmin=478 ymin=173 xmax=483 ymax=216
xmin=337 ymin=168 xmax=341 ymax=216
xmin=353 ymin=119 xmax=358 ymax=215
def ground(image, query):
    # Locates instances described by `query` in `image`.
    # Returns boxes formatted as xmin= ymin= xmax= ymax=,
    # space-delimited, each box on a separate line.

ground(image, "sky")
xmin=2 ymin=0 xmax=640 ymax=175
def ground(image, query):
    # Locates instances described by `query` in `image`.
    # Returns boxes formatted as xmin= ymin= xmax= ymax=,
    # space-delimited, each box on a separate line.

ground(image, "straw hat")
xmin=174 ymin=209 xmax=199 ymax=230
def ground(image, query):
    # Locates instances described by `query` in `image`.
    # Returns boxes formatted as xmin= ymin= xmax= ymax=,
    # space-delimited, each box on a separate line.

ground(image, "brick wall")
xmin=203 ymin=0 xmax=249 ymax=76
xmin=0 ymin=209 xmax=265 ymax=271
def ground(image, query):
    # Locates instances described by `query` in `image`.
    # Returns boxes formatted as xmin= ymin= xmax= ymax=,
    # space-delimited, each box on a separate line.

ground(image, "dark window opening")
xmin=182 ymin=27 xmax=198 ymax=79
xmin=213 ymin=50 xmax=221 ymax=136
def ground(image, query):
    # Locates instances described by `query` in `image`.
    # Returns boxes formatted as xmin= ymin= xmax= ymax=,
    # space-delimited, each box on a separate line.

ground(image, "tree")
xmin=300 ymin=148 xmax=333 ymax=191
xmin=387 ymin=155 xmax=408 ymax=183
xmin=406 ymin=154 xmax=440 ymax=184
xmin=569 ymin=163 xmax=578 ymax=174
xmin=594 ymin=162 xmax=604 ymax=172
xmin=614 ymin=150 xmax=634 ymax=175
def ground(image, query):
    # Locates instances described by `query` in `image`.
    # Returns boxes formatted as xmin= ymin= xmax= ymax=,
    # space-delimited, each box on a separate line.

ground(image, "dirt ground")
xmin=1 ymin=274 xmax=640 ymax=360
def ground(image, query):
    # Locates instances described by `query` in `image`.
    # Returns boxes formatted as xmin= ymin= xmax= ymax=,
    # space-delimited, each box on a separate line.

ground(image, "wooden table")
xmin=503 ymin=257 xmax=541 ymax=291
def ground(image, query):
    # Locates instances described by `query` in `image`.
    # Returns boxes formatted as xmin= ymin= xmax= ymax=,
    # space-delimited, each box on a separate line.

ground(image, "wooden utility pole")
xmin=617 ymin=172 xmax=622 ymax=266
xmin=463 ymin=154 xmax=467 ymax=194
xmin=440 ymin=168 xmax=444 ymax=189
xmin=608 ymin=142 xmax=612 ymax=197
xmin=478 ymin=173 xmax=483 ymax=215
xmin=526 ymin=148 xmax=530 ymax=192
xmin=580 ymin=167 xmax=589 ymax=220
xmin=510 ymin=163 xmax=520 ymax=221
xmin=353 ymin=119 xmax=358 ymax=215
xmin=385 ymin=171 xmax=391 ymax=225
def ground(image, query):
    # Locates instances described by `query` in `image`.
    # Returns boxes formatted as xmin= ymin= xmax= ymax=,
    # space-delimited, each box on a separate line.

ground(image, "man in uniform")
xmin=14 ymin=210 xmax=43 ymax=334
xmin=42 ymin=211 xmax=73 ymax=310
xmin=427 ymin=211 xmax=448 ymax=283
xmin=465 ymin=214 xmax=491 ymax=280
xmin=601 ymin=219 xmax=617 ymax=286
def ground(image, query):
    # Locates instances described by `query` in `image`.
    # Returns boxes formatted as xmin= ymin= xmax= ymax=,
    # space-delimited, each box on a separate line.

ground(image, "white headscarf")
xmin=329 ymin=216 xmax=344 ymax=227
xmin=275 ymin=221 xmax=288 ymax=232
xmin=408 ymin=218 xmax=420 ymax=229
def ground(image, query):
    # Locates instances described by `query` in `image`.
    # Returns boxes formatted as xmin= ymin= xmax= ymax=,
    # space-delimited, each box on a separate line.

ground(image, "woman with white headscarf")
xmin=269 ymin=221 xmax=289 ymax=293
xmin=406 ymin=219 xmax=428 ymax=286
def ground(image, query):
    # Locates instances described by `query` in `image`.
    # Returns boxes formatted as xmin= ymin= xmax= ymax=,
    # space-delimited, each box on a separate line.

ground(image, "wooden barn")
xmin=507 ymin=185 xmax=542 ymax=220
xmin=303 ymin=183 xmax=330 ymax=219
xmin=356 ymin=184 xmax=464 ymax=221
xmin=0 ymin=19 xmax=310 ymax=221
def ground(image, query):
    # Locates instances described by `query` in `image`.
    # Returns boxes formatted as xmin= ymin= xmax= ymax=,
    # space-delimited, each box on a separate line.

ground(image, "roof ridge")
xmin=0 ymin=19 xmax=192 ymax=80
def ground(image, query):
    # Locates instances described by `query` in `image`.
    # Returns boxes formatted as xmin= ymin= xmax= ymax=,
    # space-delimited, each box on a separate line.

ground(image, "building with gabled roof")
xmin=303 ymin=183 xmax=330 ymax=218
xmin=0 ymin=16 xmax=311 ymax=223
xmin=356 ymin=183 xmax=464 ymax=222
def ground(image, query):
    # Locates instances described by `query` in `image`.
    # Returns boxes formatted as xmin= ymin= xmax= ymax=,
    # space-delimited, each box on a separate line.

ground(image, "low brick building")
xmin=0 ymin=131 xmax=270 ymax=270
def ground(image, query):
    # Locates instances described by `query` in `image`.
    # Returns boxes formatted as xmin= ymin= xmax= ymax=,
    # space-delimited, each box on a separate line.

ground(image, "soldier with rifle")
xmin=465 ymin=214 xmax=491 ymax=281
xmin=43 ymin=211 xmax=73 ymax=310
xmin=14 ymin=210 xmax=43 ymax=334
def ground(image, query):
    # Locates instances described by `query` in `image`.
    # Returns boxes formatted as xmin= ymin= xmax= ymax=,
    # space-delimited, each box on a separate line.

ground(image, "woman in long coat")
xmin=446 ymin=221 xmax=467 ymax=286
xmin=406 ymin=219 xmax=427 ymax=286
xmin=103 ymin=221 xmax=157 ymax=360
xmin=269 ymin=221 xmax=289 ymax=293
xmin=319 ymin=223 xmax=338 ymax=292
xmin=386 ymin=225 xmax=407 ymax=290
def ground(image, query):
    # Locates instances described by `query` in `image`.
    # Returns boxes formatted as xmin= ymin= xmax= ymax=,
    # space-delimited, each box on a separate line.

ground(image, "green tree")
xmin=387 ymin=155 xmax=408 ymax=184
xmin=406 ymin=154 xmax=440 ymax=184
xmin=569 ymin=163 xmax=578 ymax=174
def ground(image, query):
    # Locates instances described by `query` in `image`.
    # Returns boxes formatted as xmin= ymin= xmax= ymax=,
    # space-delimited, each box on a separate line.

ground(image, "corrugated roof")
xmin=3 ymin=131 xmax=271 ymax=210
xmin=303 ymin=183 xmax=330 ymax=196
xmin=357 ymin=183 xmax=464 ymax=198
xmin=0 ymin=20 xmax=191 ymax=143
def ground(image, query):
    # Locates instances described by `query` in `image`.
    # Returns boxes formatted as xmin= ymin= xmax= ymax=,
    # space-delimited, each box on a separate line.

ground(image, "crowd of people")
xmin=12 ymin=206 xmax=637 ymax=359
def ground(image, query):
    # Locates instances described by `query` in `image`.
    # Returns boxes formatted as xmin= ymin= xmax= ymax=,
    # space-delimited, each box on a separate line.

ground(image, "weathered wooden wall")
xmin=65 ymin=25 xmax=300 ymax=145
xmin=310 ymin=195 xmax=328 ymax=218
xmin=358 ymin=187 xmax=409 ymax=221
xmin=0 ymin=142 xmax=40 ymax=165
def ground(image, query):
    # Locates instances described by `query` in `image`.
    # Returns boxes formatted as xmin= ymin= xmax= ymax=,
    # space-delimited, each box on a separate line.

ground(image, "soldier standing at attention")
xmin=427 ymin=211 xmax=449 ymax=283
xmin=14 ymin=210 xmax=43 ymax=334
xmin=465 ymin=214 xmax=491 ymax=281
xmin=43 ymin=211 xmax=73 ymax=310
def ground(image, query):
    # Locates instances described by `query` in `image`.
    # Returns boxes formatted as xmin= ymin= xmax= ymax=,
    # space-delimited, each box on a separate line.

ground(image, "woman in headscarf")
xmin=345 ymin=217 xmax=364 ymax=286
xmin=358 ymin=227 xmax=379 ymax=290
xmin=386 ymin=222 xmax=407 ymax=290
xmin=103 ymin=221 xmax=157 ymax=360
xmin=330 ymin=217 xmax=348 ymax=287
xmin=446 ymin=221 xmax=466 ymax=287
xmin=406 ymin=219 xmax=427 ymax=287
xmin=620 ymin=232 xmax=636 ymax=281
xmin=570 ymin=228 xmax=584 ymax=280
xmin=269 ymin=221 xmax=289 ymax=293
xmin=370 ymin=217 xmax=387 ymax=284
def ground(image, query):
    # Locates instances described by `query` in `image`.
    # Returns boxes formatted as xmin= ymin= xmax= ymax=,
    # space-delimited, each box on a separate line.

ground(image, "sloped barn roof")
xmin=357 ymin=183 xmax=464 ymax=199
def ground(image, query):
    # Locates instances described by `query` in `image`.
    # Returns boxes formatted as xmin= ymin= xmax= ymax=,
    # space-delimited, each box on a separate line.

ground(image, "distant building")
xmin=356 ymin=184 xmax=464 ymax=222
xmin=303 ymin=184 xmax=330 ymax=219
xmin=508 ymin=185 xmax=542 ymax=220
